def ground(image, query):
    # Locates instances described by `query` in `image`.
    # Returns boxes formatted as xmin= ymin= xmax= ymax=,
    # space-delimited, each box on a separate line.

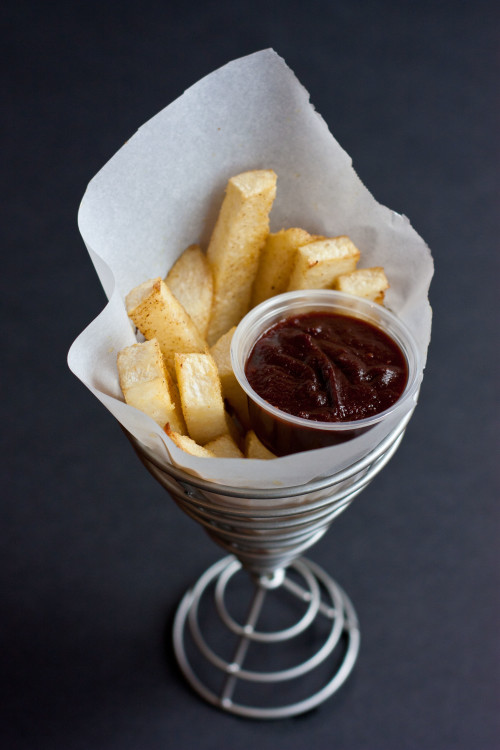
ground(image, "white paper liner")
xmin=68 ymin=49 xmax=433 ymax=490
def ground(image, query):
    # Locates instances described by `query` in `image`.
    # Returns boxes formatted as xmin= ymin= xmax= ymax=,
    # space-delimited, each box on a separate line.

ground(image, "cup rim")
xmin=231 ymin=289 xmax=422 ymax=433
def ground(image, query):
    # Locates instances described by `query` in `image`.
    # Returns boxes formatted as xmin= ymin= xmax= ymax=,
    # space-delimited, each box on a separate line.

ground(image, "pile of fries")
xmin=117 ymin=170 xmax=389 ymax=459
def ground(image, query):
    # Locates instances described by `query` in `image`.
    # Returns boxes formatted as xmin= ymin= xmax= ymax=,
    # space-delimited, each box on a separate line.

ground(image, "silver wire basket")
xmin=128 ymin=408 xmax=413 ymax=719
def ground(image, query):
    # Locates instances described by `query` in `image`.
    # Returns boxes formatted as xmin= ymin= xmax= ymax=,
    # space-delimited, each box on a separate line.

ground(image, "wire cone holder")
xmin=129 ymin=411 xmax=412 ymax=719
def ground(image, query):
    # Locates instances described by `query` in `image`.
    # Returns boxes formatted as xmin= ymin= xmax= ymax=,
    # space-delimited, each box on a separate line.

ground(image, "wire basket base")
xmin=173 ymin=555 xmax=360 ymax=719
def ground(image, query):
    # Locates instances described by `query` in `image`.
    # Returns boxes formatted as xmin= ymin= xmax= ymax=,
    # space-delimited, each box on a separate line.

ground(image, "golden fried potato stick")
xmin=204 ymin=433 xmax=244 ymax=458
xmin=334 ymin=266 xmax=389 ymax=304
xmin=252 ymin=227 xmax=321 ymax=306
xmin=244 ymin=430 xmax=277 ymax=460
xmin=165 ymin=427 xmax=215 ymax=458
xmin=287 ymin=236 xmax=360 ymax=291
xmin=125 ymin=277 xmax=207 ymax=378
xmin=117 ymin=338 xmax=186 ymax=433
xmin=209 ymin=326 xmax=250 ymax=429
xmin=206 ymin=169 xmax=277 ymax=345
xmin=174 ymin=352 xmax=228 ymax=445
xmin=165 ymin=244 xmax=213 ymax=338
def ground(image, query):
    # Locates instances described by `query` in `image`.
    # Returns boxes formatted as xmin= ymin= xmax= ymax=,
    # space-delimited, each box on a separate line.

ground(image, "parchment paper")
xmin=67 ymin=49 xmax=433 ymax=490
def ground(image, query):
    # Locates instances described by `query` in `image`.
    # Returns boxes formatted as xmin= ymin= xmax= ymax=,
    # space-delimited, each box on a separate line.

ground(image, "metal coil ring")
xmin=214 ymin=557 xmax=321 ymax=642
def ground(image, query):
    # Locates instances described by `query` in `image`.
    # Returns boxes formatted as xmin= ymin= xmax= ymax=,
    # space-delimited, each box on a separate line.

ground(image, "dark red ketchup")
xmin=245 ymin=311 xmax=408 ymax=454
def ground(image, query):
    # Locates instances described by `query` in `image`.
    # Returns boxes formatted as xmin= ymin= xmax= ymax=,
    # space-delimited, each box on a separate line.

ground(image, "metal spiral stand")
xmin=129 ymin=410 xmax=412 ymax=719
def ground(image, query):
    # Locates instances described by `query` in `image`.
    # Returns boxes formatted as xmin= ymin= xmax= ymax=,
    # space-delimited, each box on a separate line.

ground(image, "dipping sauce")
xmin=245 ymin=312 xmax=408 ymax=424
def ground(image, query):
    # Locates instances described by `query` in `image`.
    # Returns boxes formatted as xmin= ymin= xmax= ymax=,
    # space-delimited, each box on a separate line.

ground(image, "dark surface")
xmin=2 ymin=1 xmax=499 ymax=748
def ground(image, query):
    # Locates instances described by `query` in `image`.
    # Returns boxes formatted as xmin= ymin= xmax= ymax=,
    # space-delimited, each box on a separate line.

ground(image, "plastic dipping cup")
xmin=231 ymin=290 xmax=422 ymax=456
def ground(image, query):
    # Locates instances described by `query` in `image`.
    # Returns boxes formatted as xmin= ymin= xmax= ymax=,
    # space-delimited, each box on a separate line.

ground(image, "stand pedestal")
xmin=173 ymin=555 xmax=360 ymax=719
xmin=129 ymin=412 xmax=412 ymax=718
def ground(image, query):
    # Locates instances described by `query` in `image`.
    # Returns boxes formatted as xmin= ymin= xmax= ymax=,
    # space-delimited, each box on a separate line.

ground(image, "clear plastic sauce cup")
xmin=231 ymin=290 xmax=422 ymax=456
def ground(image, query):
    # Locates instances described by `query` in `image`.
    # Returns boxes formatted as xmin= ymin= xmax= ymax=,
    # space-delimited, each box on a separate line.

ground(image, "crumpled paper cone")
xmin=68 ymin=49 xmax=433 ymax=490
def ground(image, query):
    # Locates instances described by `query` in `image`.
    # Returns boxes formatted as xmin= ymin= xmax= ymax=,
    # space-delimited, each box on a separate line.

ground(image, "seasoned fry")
xmin=209 ymin=326 xmax=250 ymax=429
xmin=174 ymin=352 xmax=227 ymax=445
xmin=287 ymin=236 xmax=360 ymax=291
xmin=206 ymin=169 xmax=277 ymax=345
xmin=165 ymin=244 xmax=213 ymax=338
xmin=252 ymin=227 xmax=320 ymax=306
xmin=204 ymin=433 xmax=244 ymax=458
xmin=165 ymin=427 xmax=215 ymax=458
xmin=334 ymin=266 xmax=389 ymax=304
xmin=125 ymin=277 xmax=207 ymax=378
xmin=117 ymin=338 xmax=186 ymax=433
xmin=244 ymin=430 xmax=277 ymax=460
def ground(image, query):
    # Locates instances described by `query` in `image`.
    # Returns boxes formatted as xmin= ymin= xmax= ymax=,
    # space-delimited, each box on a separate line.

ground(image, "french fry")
xmin=174 ymin=352 xmax=227 ymax=445
xmin=117 ymin=338 xmax=186 ymax=433
xmin=334 ymin=266 xmax=389 ymax=304
xmin=244 ymin=430 xmax=277 ymax=460
xmin=252 ymin=227 xmax=320 ymax=306
xmin=209 ymin=326 xmax=250 ymax=429
xmin=165 ymin=427 xmax=215 ymax=458
xmin=165 ymin=244 xmax=213 ymax=338
xmin=287 ymin=236 xmax=360 ymax=291
xmin=206 ymin=169 xmax=277 ymax=345
xmin=125 ymin=277 xmax=207 ymax=378
xmin=204 ymin=433 xmax=244 ymax=458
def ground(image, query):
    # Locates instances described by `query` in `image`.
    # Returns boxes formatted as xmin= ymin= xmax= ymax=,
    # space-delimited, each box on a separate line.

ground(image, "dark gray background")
xmin=2 ymin=1 xmax=499 ymax=748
